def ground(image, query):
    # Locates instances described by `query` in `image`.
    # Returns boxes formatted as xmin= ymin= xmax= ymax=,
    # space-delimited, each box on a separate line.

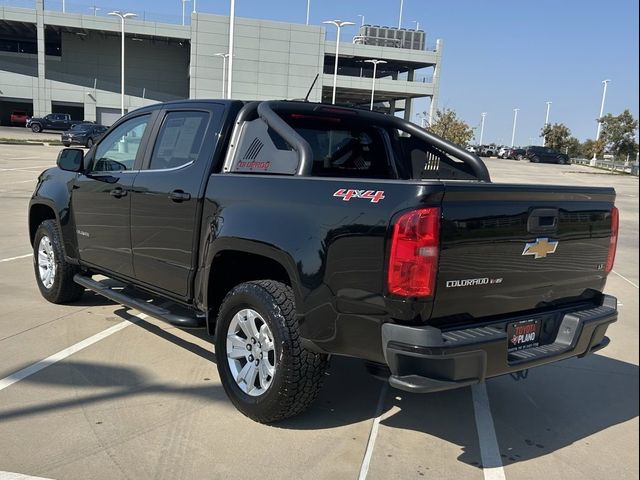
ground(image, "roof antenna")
xmin=304 ymin=73 xmax=319 ymax=102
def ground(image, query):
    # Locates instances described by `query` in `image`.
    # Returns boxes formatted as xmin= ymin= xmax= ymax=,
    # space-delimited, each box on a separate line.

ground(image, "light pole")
xmin=193 ymin=0 xmax=196 ymax=14
xmin=542 ymin=101 xmax=551 ymax=146
xmin=181 ymin=0 xmax=190 ymax=25
xmin=510 ymin=108 xmax=519 ymax=147
xmin=357 ymin=14 xmax=365 ymax=26
xmin=306 ymin=0 xmax=310 ymax=25
xmin=108 ymin=11 xmax=137 ymax=117
xmin=227 ymin=0 xmax=236 ymax=99
xmin=215 ymin=53 xmax=229 ymax=99
xmin=479 ymin=112 xmax=487 ymax=145
xmin=592 ymin=79 xmax=611 ymax=163
xmin=89 ymin=5 xmax=100 ymax=15
xmin=398 ymin=0 xmax=404 ymax=28
xmin=323 ymin=20 xmax=355 ymax=105
xmin=411 ymin=20 xmax=419 ymax=30
xmin=364 ymin=59 xmax=386 ymax=111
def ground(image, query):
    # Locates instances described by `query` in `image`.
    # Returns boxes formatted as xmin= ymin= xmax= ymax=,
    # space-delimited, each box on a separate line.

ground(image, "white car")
xmin=498 ymin=147 xmax=510 ymax=158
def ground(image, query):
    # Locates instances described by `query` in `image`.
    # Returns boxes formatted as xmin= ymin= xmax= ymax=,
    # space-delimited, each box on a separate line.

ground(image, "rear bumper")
xmin=382 ymin=295 xmax=618 ymax=393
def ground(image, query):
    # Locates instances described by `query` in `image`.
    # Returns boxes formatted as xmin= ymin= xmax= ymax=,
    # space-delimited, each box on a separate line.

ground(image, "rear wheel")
xmin=31 ymin=123 xmax=42 ymax=133
xmin=63 ymin=142 xmax=70 ymax=147
xmin=215 ymin=280 xmax=328 ymax=423
xmin=33 ymin=220 xmax=84 ymax=304
xmin=531 ymin=155 xmax=540 ymax=163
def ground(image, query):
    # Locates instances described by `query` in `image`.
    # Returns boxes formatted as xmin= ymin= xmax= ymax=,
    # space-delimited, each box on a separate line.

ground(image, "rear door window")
xmin=147 ymin=111 xmax=209 ymax=170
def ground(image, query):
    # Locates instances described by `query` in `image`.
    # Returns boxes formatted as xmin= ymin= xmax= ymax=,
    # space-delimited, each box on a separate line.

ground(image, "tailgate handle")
xmin=528 ymin=208 xmax=558 ymax=233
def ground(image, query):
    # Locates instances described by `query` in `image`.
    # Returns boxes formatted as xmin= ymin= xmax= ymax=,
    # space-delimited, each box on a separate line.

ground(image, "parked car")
xmin=62 ymin=123 xmax=108 ymax=148
xmin=478 ymin=144 xmax=500 ymax=157
xmin=508 ymin=148 xmax=526 ymax=160
xmin=27 ymin=113 xmax=76 ymax=133
xmin=29 ymin=99 xmax=619 ymax=423
xmin=466 ymin=145 xmax=477 ymax=153
xmin=497 ymin=147 xmax=510 ymax=159
xmin=525 ymin=146 xmax=570 ymax=164
xmin=10 ymin=110 xmax=30 ymax=126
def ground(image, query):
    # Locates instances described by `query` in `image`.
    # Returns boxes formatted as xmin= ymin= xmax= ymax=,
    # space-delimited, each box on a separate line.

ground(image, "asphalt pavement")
xmin=0 ymin=147 xmax=637 ymax=480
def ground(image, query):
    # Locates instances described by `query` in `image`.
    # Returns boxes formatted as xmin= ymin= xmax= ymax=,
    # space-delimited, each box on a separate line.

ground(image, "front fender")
xmin=29 ymin=168 xmax=79 ymax=260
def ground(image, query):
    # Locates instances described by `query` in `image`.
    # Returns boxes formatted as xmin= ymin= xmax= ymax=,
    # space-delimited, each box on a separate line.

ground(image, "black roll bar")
xmin=234 ymin=100 xmax=491 ymax=182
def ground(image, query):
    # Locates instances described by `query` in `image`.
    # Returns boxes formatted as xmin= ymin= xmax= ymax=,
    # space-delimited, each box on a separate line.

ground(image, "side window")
xmin=147 ymin=111 xmax=209 ymax=170
xmin=91 ymin=114 xmax=151 ymax=172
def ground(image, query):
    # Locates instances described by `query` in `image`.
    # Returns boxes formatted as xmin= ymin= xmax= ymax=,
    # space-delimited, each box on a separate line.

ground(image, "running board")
xmin=73 ymin=274 xmax=204 ymax=328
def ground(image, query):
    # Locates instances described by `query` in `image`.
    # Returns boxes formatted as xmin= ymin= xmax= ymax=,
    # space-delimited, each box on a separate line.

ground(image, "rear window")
xmin=71 ymin=123 xmax=91 ymax=131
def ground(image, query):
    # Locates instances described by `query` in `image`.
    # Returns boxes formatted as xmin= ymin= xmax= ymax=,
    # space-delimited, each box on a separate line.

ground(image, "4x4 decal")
xmin=333 ymin=189 xmax=385 ymax=203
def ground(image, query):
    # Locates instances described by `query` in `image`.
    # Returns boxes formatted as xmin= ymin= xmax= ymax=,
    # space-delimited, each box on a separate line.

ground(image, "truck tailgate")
xmin=431 ymin=183 xmax=616 ymax=325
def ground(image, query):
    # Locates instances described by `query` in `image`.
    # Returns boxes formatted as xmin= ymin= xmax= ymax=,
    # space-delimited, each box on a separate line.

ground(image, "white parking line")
xmin=0 ymin=315 xmax=144 ymax=392
xmin=357 ymin=382 xmax=388 ymax=480
xmin=0 ymin=471 xmax=54 ymax=480
xmin=0 ymin=254 xmax=32 ymax=263
xmin=0 ymin=166 xmax=51 ymax=172
xmin=471 ymin=384 xmax=507 ymax=480
xmin=612 ymin=269 xmax=639 ymax=289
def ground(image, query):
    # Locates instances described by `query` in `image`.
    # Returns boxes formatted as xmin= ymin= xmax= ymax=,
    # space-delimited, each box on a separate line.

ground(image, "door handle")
xmin=110 ymin=187 xmax=127 ymax=198
xmin=169 ymin=190 xmax=191 ymax=202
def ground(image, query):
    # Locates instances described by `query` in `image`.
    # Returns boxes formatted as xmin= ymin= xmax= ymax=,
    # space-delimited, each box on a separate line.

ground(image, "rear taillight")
xmin=605 ymin=207 xmax=619 ymax=273
xmin=387 ymin=207 xmax=440 ymax=297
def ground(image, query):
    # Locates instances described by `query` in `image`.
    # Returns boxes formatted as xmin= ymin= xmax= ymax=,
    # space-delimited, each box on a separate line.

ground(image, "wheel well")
xmin=29 ymin=204 xmax=56 ymax=245
xmin=207 ymin=250 xmax=291 ymax=335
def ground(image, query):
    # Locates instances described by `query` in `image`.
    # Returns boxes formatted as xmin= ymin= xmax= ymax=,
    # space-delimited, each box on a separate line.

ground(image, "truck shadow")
xmin=282 ymin=353 xmax=638 ymax=468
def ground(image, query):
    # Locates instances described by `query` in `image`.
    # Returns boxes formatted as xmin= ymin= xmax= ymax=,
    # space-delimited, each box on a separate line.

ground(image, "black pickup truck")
xmin=28 ymin=100 xmax=619 ymax=423
xmin=27 ymin=113 xmax=77 ymax=133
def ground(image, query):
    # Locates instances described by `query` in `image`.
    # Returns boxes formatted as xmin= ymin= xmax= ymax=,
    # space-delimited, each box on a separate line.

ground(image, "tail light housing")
xmin=605 ymin=207 xmax=619 ymax=273
xmin=387 ymin=207 xmax=440 ymax=297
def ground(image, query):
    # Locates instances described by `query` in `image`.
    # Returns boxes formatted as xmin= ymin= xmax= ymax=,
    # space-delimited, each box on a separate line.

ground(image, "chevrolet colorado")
xmin=29 ymin=100 xmax=619 ymax=423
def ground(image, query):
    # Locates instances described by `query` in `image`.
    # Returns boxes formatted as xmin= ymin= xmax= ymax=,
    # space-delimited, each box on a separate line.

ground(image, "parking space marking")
xmin=471 ymin=384 xmax=507 ymax=480
xmin=357 ymin=382 xmax=388 ymax=480
xmin=0 ymin=254 xmax=32 ymax=263
xmin=0 ymin=471 xmax=54 ymax=480
xmin=0 ymin=166 xmax=51 ymax=172
xmin=612 ymin=270 xmax=639 ymax=289
xmin=0 ymin=314 xmax=144 ymax=392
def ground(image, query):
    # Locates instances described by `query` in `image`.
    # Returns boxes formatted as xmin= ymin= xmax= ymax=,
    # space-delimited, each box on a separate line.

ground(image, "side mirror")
xmin=57 ymin=148 xmax=84 ymax=172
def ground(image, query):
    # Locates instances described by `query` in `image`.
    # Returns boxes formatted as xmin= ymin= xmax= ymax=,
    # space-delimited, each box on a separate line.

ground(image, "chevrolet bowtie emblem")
xmin=522 ymin=238 xmax=558 ymax=259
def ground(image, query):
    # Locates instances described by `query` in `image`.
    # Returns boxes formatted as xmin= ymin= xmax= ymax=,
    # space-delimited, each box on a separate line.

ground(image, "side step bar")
xmin=74 ymin=274 xmax=204 ymax=328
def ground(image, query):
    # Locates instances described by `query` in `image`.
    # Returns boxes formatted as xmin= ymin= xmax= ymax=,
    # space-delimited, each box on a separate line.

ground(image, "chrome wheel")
xmin=226 ymin=308 xmax=276 ymax=397
xmin=37 ymin=235 xmax=56 ymax=289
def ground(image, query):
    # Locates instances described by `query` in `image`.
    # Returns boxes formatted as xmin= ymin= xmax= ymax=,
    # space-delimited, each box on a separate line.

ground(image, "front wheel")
xmin=33 ymin=220 xmax=84 ymax=303
xmin=530 ymin=156 xmax=540 ymax=163
xmin=215 ymin=280 xmax=328 ymax=423
xmin=31 ymin=124 xmax=42 ymax=133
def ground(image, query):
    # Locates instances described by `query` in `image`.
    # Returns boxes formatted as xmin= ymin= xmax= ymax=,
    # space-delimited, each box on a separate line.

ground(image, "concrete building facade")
xmin=1 ymin=1 xmax=442 ymax=126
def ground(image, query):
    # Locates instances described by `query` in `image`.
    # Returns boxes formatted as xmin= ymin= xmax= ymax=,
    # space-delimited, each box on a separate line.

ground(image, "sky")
xmin=58 ymin=0 xmax=639 ymax=145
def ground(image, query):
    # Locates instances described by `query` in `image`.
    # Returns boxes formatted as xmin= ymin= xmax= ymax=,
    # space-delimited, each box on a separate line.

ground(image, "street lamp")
xmin=323 ymin=20 xmax=355 ymax=105
xmin=181 ymin=0 xmax=190 ymax=26
xmin=592 ymin=79 xmax=611 ymax=163
xmin=306 ymin=0 xmax=311 ymax=25
xmin=542 ymin=101 xmax=551 ymax=146
xmin=89 ymin=5 xmax=101 ymax=16
xmin=193 ymin=0 xmax=197 ymax=14
xmin=108 ymin=11 xmax=137 ymax=117
xmin=479 ymin=112 xmax=487 ymax=145
xmin=215 ymin=53 xmax=229 ymax=99
xmin=364 ymin=59 xmax=386 ymax=111
xmin=398 ymin=0 xmax=404 ymax=28
xmin=357 ymin=14 xmax=365 ymax=26
xmin=411 ymin=20 xmax=420 ymax=30
xmin=511 ymin=108 xmax=519 ymax=147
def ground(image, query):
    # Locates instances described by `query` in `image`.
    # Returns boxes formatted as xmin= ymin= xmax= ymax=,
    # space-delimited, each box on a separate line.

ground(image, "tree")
xmin=565 ymin=136 xmax=582 ymax=157
xmin=540 ymin=123 xmax=571 ymax=150
xmin=426 ymin=108 xmax=474 ymax=147
xmin=599 ymin=110 xmax=639 ymax=159
xmin=581 ymin=138 xmax=605 ymax=158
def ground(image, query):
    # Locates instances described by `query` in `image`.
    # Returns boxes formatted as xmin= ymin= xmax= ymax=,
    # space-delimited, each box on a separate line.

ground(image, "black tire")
xmin=517 ymin=154 xmax=524 ymax=161
xmin=33 ymin=219 xmax=84 ymax=304
xmin=31 ymin=123 xmax=42 ymax=133
xmin=86 ymin=137 xmax=94 ymax=148
xmin=531 ymin=155 xmax=540 ymax=163
xmin=63 ymin=142 xmax=71 ymax=147
xmin=215 ymin=280 xmax=328 ymax=423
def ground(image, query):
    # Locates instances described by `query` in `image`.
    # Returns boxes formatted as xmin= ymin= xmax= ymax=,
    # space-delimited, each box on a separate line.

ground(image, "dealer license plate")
xmin=507 ymin=318 xmax=541 ymax=352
